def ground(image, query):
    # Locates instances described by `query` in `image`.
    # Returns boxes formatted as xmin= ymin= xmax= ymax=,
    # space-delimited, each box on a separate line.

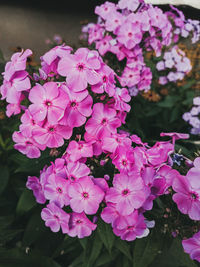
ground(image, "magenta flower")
xmin=26 ymin=176 xmax=46 ymax=204
xmin=120 ymin=67 xmax=141 ymax=88
xmin=13 ymin=131 xmax=45 ymax=158
xmin=85 ymin=103 xmax=121 ymax=138
xmin=172 ymin=171 xmax=200 ymax=220
xmin=68 ymin=176 xmax=105 ymax=215
xmin=29 ymin=82 xmax=68 ymax=124
xmin=160 ymin=132 xmax=189 ymax=145
xmin=32 ymin=122 xmax=72 ymax=148
xmin=19 ymin=109 xmax=39 ymax=138
xmin=113 ymin=210 xmax=148 ymax=241
xmin=44 ymin=174 xmax=70 ymax=208
xmin=112 ymin=87 xmax=131 ymax=112
xmin=67 ymin=140 xmax=93 ymax=162
xmin=57 ymin=48 xmax=101 ymax=92
xmin=105 ymin=173 xmax=146 ymax=216
xmin=95 ymin=2 xmax=117 ymax=20
xmin=41 ymin=203 xmax=69 ymax=233
xmin=65 ymin=161 xmax=90 ymax=182
xmin=182 ymin=231 xmax=200 ymax=262
xmin=59 ymin=85 xmax=93 ymax=127
xmin=68 ymin=212 xmax=97 ymax=238
xmin=102 ymin=133 xmax=132 ymax=154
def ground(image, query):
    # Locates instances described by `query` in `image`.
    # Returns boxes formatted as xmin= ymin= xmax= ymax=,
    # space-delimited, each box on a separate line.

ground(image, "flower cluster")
xmin=0 ymin=49 xmax=32 ymax=116
xmin=81 ymin=0 xmax=174 ymax=94
xmin=157 ymin=45 xmax=192 ymax=85
xmin=182 ymin=96 xmax=200 ymax=135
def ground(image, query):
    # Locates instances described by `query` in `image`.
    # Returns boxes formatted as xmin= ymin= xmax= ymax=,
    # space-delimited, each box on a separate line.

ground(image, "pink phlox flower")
xmin=26 ymin=176 xmax=46 ymax=204
xmin=19 ymin=109 xmax=39 ymax=138
xmin=156 ymin=165 xmax=181 ymax=189
xmin=130 ymin=134 xmax=147 ymax=146
xmin=182 ymin=231 xmax=200 ymax=262
xmin=105 ymin=173 xmax=146 ymax=216
xmin=44 ymin=173 xmax=70 ymax=208
xmin=120 ymin=67 xmax=141 ymax=87
xmin=112 ymin=146 xmax=135 ymax=173
xmin=32 ymin=122 xmax=72 ymax=148
xmin=109 ymin=43 xmax=126 ymax=61
xmin=40 ymin=45 xmax=72 ymax=77
xmin=160 ymin=132 xmax=189 ymax=145
xmin=67 ymin=140 xmax=93 ymax=162
xmin=105 ymin=11 xmax=124 ymax=34
xmin=112 ymin=87 xmax=131 ymax=112
xmin=29 ymin=82 xmax=68 ymax=124
xmin=85 ymin=103 xmax=121 ymax=139
xmin=113 ymin=210 xmax=148 ymax=241
xmin=84 ymin=132 xmax=103 ymax=156
xmin=101 ymin=202 xmax=129 ymax=230
xmin=102 ymin=133 xmax=132 ymax=154
xmin=51 ymin=158 xmax=67 ymax=178
xmin=65 ymin=161 xmax=90 ymax=183
xmin=95 ymin=2 xmax=117 ymax=20
xmin=41 ymin=202 xmax=69 ymax=233
xmin=88 ymin=24 xmax=105 ymax=45
xmin=68 ymin=212 xmax=97 ymax=238
xmin=95 ymin=35 xmax=112 ymax=56
xmin=68 ymin=176 xmax=105 ymax=215
xmin=57 ymin=48 xmax=101 ymax=92
xmin=146 ymin=141 xmax=174 ymax=166
xmin=117 ymin=21 xmax=142 ymax=49
xmin=138 ymin=66 xmax=152 ymax=91
xmin=13 ymin=131 xmax=45 ymax=158
xmin=59 ymin=84 xmax=92 ymax=127
xmin=91 ymin=63 xmax=116 ymax=96
xmin=172 ymin=170 xmax=200 ymax=220
xmin=118 ymin=0 xmax=140 ymax=12
xmin=91 ymin=177 xmax=109 ymax=193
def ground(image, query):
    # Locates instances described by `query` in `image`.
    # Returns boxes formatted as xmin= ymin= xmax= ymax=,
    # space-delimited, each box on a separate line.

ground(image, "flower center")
xmin=82 ymin=192 xmax=89 ymax=199
xmin=57 ymin=187 xmax=63 ymax=194
xmin=122 ymin=189 xmax=129 ymax=196
xmin=45 ymin=100 xmax=52 ymax=107
xmin=48 ymin=127 xmax=55 ymax=132
xmin=101 ymin=118 xmax=107 ymax=125
xmin=70 ymin=101 xmax=77 ymax=107
xmin=128 ymin=32 xmax=133 ymax=38
xmin=77 ymin=63 xmax=85 ymax=72
xmin=191 ymin=192 xmax=198 ymax=200
xmin=122 ymin=159 xmax=127 ymax=166
xmin=26 ymin=141 xmax=32 ymax=145
xmin=76 ymin=219 xmax=82 ymax=224
xmin=103 ymin=76 xmax=107 ymax=82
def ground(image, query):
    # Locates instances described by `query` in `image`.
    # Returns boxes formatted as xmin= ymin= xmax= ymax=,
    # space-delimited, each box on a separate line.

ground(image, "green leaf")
xmin=97 ymin=219 xmax=115 ymax=253
xmin=79 ymin=237 xmax=88 ymax=249
xmin=0 ymin=165 xmax=9 ymax=195
xmin=16 ymin=188 xmax=36 ymax=215
xmin=181 ymin=80 xmax=196 ymax=91
xmin=115 ymin=239 xmax=132 ymax=261
xmin=133 ymin=233 xmax=160 ymax=267
xmin=157 ymin=96 xmax=179 ymax=108
xmin=88 ymin=233 xmax=103 ymax=266
xmin=95 ymin=251 xmax=117 ymax=267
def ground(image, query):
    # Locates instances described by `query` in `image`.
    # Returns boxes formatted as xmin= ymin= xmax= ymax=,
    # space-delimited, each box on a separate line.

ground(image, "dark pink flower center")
xmin=101 ymin=118 xmax=107 ymax=125
xmin=57 ymin=187 xmax=63 ymax=194
xmin=128 ymin=32 xmax=133 ymax=38
xmin=78 ymin=144 xmax=83 ymax=150
xmin=129 ymin=74 xmax=133 ymax=78
xmin=26 ymin=141 xmax=32 ymax=145
xmin=77 ymin=63 xmax=85 ymax=72
xmin=190 ymin=192 xmax=198 ymax=200
xmin=70 ymin=101 xmax=77 ymax=107
xmin=122 ymin=159 xmax=127 ymax=166
xmin=31 ymin=119 xmax=35 ymax=125
xmin=54 ymin=215 xmax=59 ymax=220
xmin=103 ymin=42 xmax=107 ymax=45
xmin=76 ymin=219 xmax=83 ymax=224
xmin=122 ymin=189 xmax=129 ymax=196
xmin=103 ymin=76 xmax=107 ymax=82
xmin=70 ymin=175 xmax=76 ymax=181
xmin=82 ymin=192 xmax=89 ymax=198
xmin=48 ymin=127 xmax=55 ymax=132
xmin=45 ymin=100 xmax=52 ymax=107
xmin=127 ymin=225 xmax=134 ymax=230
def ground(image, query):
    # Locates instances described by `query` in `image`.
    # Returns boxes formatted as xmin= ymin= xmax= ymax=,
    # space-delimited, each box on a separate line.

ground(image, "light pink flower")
xmin=68 ymin=176 xmax=104 ymax=215
xmin=41 ymin=202 xmax=69 ymax=233
xmin=65 ymin=161 xmax=90 ymax=182
xmin=29 ymin=82 xmax=68 ymax=124
xmin=182 ymin=231 xmax=200 ymax=262
xmin=26 ymin=176 xmax=46 ymax=204
xmin=67 ymin=140 xmax=93 ymax=162
xmin=105 ymin=173 xmax=146 ymax=216
xmin=68 ymin=212 xmax=97 ymax=238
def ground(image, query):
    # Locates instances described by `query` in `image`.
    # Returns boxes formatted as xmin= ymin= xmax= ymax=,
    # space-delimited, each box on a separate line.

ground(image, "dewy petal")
xmin=29 ymin=84 xmax=46 ymax=104
xmin=57 ymin=55 xmax=75 ymax=76
xmin=29 ymin=104 xmax=47 ymax=122
xmin=67 ymin=71 xmax=88 ymax=92
xmin=188 ymin=201 xmax=200 ymax=221
xmin=86 ymin=69 xmax=101 ymax=85
xmin=172 ymin=193 xmax=191 ymax=215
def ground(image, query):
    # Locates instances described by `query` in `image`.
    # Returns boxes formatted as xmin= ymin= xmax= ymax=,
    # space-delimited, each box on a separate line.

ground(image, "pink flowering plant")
xmin=0 ymin=1 xmax=200 ymax=267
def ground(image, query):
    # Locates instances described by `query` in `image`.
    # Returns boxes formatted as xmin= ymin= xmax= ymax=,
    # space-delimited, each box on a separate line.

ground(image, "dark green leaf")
xmin=16 ymin=188 xmax=36 ymax=215
xmin=0 ymin=165 xmax=9 ymax=195
xmin=115 ymin=239 xmax=132 ymax=261
xmin=97 ymin=219 xmax=115 ymax=253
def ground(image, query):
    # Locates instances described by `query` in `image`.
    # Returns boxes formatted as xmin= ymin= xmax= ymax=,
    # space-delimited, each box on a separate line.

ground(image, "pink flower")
xmin=65 ymin=161 xmax=90 ymax=182
xmin=95 ymin=35 xmax=112 ymax=56
xmin=120 ymin=67 xmax=141 ymax=87
xmin=172 ymin=170 xmax=200 ymax=220
xmin=118 ymin=0 xmax=140 ymax=12
xmin=95 ymin=2 xmax=117 ymax=20
xmin=29 ymin=82 xmax=68 ymax=124
xmin=85 ymin=103 xmax=121 ymax=138
xmin=32 ymin=122 xmax=72 ymax=148
xmin=182 ymin=231 xmax=200 ymax=262
xmin=57 ymin=48 xmax=101 ymax=92
xmin=26 ymin=176 xmax=46 ymax=204
xmin=41 ymin=202 xmax=69 ymax=233
xmin=105 ymin=11 xmax=124 ymax=33
xmin=160 ymin=132 xmax=189 ymax=145
xmin=13 ymin=131 xmax=45 ymax=158
xmin=68 ymin=212 xmax=97 ymax=238
xmin=102 ymin=133 xmax=132 ymax=154
xmin=68 ymin=176 xmax=104 ymax=215
xmin=112 ymin=87 xmax=131 ymax=112
xmin=105 ymin=173 xmax=146 ymax=216
xmin=67 ymin=140 xmax=93 ymax=162
xmin=44 ymin=174 xmax=70 ymax=208
xmin=113 ymin=210 xmax=148 ymax=241
xmin=59 ymin=85 xmax=92 ymax=127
